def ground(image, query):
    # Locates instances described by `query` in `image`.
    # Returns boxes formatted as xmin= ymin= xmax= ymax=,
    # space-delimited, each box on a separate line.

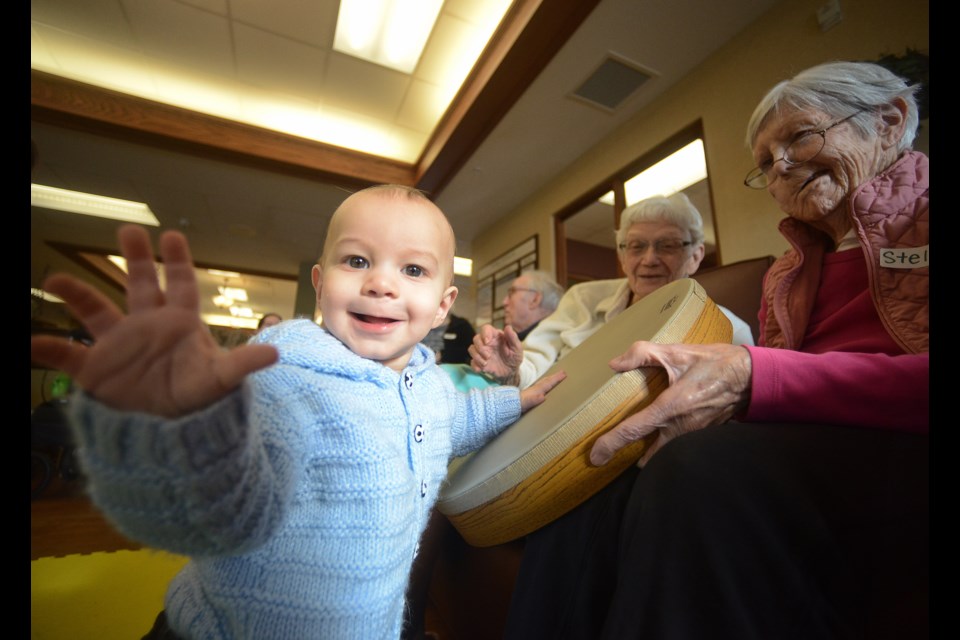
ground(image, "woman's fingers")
xmin=590 ymin=407 xmax=661 ymax=466
xmin=590 ymin=342 xmax=753 ymax=466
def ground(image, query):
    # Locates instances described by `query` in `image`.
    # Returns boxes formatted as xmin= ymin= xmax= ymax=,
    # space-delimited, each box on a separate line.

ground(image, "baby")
xmin=31 ymin=184 xmax=564 ymax=639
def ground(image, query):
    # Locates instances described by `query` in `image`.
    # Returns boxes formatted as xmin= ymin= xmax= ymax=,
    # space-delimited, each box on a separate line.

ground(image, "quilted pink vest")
xmin=761 ymin=151 xmax=928 ymax=354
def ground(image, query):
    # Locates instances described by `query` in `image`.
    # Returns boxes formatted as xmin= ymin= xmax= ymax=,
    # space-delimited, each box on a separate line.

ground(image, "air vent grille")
xmin=571 ymin=56 xmax=654 ymax=111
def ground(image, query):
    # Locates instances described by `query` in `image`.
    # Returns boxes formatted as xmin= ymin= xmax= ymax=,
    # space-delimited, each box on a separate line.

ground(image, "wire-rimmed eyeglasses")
xmin=743 ymin=110 xmax=863 ymax=189
xmin=506 ymin=286 xmax=536 ymax=296
xmin=618 ymin=239 xmax=693 ymax=257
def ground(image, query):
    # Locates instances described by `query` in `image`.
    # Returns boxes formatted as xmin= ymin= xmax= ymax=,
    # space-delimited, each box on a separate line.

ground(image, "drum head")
xmin=437 ymin=278 xmax=732 ymax=547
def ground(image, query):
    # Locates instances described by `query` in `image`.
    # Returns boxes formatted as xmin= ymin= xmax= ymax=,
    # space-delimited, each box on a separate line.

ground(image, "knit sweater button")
xmin=420 ymin=480 xmax=427 ymax=497
xmin=414 ymin=424 xmax=424 ymax=442
xmin=404 ymin=372 xmax=414 ymax=389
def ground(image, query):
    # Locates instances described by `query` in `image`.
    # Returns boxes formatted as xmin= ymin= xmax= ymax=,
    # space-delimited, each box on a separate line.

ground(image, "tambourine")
xmin=436 ymin=278 xmax=732 ymax=547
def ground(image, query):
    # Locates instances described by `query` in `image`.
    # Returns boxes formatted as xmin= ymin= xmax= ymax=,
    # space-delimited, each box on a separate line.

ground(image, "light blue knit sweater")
xmin=68 ymin=320 xmax=522 ymax=639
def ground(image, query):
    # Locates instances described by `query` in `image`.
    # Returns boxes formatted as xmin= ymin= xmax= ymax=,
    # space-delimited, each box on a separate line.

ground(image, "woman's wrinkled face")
xmin=752 ymin=106 xmax=885 ymax=225
xmin=618 ymin=220 xmax=703 ymax=303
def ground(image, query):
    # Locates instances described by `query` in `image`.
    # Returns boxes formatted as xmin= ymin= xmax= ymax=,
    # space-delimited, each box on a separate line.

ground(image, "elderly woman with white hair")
xmin=470 ymin=191 xmax=754 ymax=389
xmin=502 ymin=60 xmax=928 ymax=639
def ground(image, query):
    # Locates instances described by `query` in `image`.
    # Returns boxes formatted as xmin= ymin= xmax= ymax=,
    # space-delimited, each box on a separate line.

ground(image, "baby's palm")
xmin=31 ymin=225 xmax=278 ymax=418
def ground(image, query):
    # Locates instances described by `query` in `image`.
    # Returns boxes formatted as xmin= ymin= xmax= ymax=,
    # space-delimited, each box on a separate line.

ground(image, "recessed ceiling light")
xmin=334 ymin=0 xmax=444 ymax=73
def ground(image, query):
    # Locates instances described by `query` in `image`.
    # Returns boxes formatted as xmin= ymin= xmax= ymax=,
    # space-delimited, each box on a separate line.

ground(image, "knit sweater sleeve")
xmin=448 ymin=382 xmax=522 ymax=458
xmin=67 ymin=382 xmax=303 ymax=556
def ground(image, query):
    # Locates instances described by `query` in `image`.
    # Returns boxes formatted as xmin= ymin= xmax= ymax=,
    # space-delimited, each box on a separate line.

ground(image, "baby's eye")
xmin=403 ymin=264 xmax=424 ymax=278
xmin=346 ymin=256 xmax=368 ymax=269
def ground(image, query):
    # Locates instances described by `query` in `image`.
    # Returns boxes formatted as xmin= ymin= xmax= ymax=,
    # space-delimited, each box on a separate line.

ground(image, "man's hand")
xmin=469 ymin=324 xmax=523 ymax=386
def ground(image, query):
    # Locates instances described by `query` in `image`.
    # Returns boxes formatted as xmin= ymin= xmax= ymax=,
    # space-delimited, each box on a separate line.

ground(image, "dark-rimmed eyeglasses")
xmin=617 ymin=239 xmax=693 ymax=257
xmin=743 ymin=111 xmax=863 ymax=189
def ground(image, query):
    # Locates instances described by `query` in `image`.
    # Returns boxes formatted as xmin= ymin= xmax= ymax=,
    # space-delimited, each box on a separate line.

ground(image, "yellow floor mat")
xmin=31 ymin=549 xmax=188 ymax=640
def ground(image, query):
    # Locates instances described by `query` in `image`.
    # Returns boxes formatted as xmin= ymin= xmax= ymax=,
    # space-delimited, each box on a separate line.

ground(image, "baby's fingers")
xmin=31 ymin=335 xmax=90 ymax=377
xmin=42 ymin=273 xmax=125 ymax=339
xmin=158 ymin=230 xmax=200 ymax=311
xmin=119 ymin=225 xmax=166 ymax=313
xmin=211 ymin=344 xmax=280 ymax=391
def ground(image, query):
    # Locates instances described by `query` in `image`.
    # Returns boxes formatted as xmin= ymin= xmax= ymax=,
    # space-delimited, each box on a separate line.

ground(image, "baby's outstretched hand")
xmin=519 ymin=371 xmax=566 ymax=413
xmin=30 ymin=225 xmax=279 ymax=418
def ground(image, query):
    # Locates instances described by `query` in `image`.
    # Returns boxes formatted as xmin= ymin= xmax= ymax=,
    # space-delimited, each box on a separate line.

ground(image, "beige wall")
xmin=469 ymin=0 xmax=928 ymax=303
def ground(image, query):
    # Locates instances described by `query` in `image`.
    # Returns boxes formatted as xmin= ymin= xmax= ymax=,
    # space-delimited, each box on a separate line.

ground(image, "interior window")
xmin=555 ymin=122 xmax=718 ymax=287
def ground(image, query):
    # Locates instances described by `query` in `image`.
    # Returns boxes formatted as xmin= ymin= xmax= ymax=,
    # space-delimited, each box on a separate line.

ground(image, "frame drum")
xmin=437 ymin=278 xmax=732 ymax=547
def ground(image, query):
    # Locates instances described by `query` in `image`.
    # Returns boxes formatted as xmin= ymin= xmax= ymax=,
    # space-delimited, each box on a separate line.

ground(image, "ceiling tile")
xmin=178 ymin=0 xmax=229 ymax=16
xmin=148 ymin=62 xmax=245 ymax=117
xmin=396 ymin=80 xmax=449 ymax=133
xmin=123 ymin=0 xmax=235 ymax=77
xmin=318 ymin=104 xmax=429 ymax=163
xmin=229 ymin=0 xmax=338 ymax=47
xmin=31 ymin=0 xmax=138 ymax=50
xmin=234 ymin=23 xmax=328 ymax=101
xmin=416 ymin=13 xmax=488 ymax=91
xmin=31 ymin=23 xmax=158 ymax=97
xmin=30 ymin=25 xmax=60 ymax=69
xmin=324 ymin=53 xmax=411 ymax=122
xmin=443 ymin=0 xmax=513 ymax=25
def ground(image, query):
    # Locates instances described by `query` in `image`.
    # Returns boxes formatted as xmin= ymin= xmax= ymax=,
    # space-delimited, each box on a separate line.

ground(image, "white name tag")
xmin=879 ymin=244 xmax=928 ymax=269
xmin=443 ymin=332 xmax=457 ymax=340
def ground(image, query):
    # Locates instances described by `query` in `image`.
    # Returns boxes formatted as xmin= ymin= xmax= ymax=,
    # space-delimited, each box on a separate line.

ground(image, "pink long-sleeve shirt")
xmin=743 ymin=247 xmax=929 ymax=432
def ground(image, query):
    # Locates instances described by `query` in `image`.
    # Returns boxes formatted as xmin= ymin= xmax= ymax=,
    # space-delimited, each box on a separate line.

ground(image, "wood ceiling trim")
xmin=31 ymin=70 xmax=415 ymax=188
xmin=30 ymin=0 xmax=600 ymax=198
xmin=415 ymin=0 xmax=602 ymax=195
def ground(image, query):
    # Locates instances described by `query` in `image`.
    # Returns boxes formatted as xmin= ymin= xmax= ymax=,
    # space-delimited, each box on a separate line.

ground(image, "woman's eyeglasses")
xmin=744 ymin=110 xmax=863 ymax=189
xmin=618 ymin=239 xmax=693 ymax=257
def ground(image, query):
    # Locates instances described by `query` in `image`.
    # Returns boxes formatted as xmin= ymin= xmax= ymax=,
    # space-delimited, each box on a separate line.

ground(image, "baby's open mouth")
xmin=352 ymin=312 xmax=397 ymax=325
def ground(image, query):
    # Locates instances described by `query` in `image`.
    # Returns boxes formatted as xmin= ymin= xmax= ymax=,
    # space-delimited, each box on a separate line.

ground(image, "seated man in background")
xmin=502 ymin=269 xmax=565 ymax=341
xmin=470 ymin=192 xmax=754 ymax=389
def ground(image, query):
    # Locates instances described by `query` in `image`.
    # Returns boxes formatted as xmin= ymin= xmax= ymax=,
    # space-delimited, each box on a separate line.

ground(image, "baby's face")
xmin=313 ymin=191 xmax=457 ymax=372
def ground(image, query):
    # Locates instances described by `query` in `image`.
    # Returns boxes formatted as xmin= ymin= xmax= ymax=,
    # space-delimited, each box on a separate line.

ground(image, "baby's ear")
xmin=311 ymin=264 xmax=323 ymax=300
xmin=432 ymin=285 xmax=458 ymax=329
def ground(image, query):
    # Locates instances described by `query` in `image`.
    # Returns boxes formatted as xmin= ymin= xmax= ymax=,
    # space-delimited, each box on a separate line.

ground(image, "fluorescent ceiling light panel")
xmin=334 ymin=0 xmax=444 ymax=73
xmin=599 ymin=139 xmax=708 ymax=206
xmin=32 ymin=184 xmax=160 ymax=226
xmin=31 ymin=288 xmax=64 ymax=304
